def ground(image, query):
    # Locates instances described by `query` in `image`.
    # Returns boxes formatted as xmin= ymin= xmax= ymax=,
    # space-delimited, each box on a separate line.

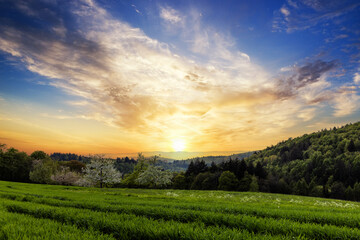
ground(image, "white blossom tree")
xmin=136 ymin=165 xmax=172 ymax=188
xmin=51 ymin=167 xmax=80 ymax=186
xmin=83 ymin=155 xmax=121 ymax=188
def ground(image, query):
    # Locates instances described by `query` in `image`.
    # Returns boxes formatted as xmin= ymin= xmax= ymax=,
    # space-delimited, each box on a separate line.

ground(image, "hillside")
xmin=245 ymin=122 xmax=360 ymax=200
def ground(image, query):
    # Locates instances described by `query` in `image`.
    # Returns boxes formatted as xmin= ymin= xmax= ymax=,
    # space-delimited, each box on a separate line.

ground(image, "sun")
xmin=172 ymin=139 xmax=186 ymax=152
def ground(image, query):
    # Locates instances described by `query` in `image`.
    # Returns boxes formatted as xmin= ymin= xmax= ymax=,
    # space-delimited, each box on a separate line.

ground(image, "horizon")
xmin=2 ymin=121 xmax=355 ymax=160
xmin=0 ymin=0 xmax=359 ymax=155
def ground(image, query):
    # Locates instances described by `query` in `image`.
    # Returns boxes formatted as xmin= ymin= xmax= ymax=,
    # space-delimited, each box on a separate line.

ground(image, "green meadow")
xmin=1 ymin=180 xmax=360 ymax=240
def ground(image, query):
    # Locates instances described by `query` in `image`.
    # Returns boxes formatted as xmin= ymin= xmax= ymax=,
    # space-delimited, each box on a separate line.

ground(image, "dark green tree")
xmin=218 ymin=171 xmax=239 ymax=191
xmin=345 ymin=186 xmax=355 ymax=201
xmin=191 ymin=172 xmax=219 ymax=190
xmin=0 ymin=147 xmax=31 ymax=182
xmin=172 ymin=173 xmax=187 ymax=189
xmin=238 ymin=171 xmax=252 ymax=191
xmin=249 ymin=176 xmax=259 ymax=192
xmin=61 ymin=160 xmax=86 ymax=173
xmin=330 ymin=181 xmax=346 ymax=199
xmin=30 ymin=150 xmax=48 ymax=160
xmin=254 ymin=162 xmax=267 ymax=179
xmin=347 ymin=140 xmax=356 ymax=152
xmin=353 ymin=182 xmax=360 ymax=201
xmin=294 ymin=178 xmax=308 ymax=196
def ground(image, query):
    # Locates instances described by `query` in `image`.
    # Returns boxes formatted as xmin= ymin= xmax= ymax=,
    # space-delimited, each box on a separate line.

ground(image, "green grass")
xmin=1 ymin=181 xmax=360 ymax=239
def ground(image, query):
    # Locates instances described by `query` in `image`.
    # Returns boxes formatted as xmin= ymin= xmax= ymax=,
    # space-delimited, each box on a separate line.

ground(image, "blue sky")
xmin=0 ymin=0 xmax=359 ymax=155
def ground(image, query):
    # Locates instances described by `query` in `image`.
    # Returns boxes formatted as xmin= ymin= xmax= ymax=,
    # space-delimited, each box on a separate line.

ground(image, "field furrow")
xmin=4 ymin=199 xmax=360 ymax=240
xmin=3 ymin=200 xmax=290 ymax=240
xmin=1 ymin=190 xmax=360 ymax=230
xmin=2 ymin=181 xmax=360 ymax=240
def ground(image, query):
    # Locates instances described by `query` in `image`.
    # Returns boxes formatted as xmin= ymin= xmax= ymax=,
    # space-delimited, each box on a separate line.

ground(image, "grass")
xmin=1 ymin=181 xmax=360 ymax=239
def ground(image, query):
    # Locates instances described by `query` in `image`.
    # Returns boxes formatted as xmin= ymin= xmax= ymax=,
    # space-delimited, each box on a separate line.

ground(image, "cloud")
xmin=275 ymin=60 xmax=337 ymax=99
xmin=160 ymin=6 xmax=182 ymax=24
xmin=273 ymin=0 xmax=360 ymax=32
xmin=0 ymin=0 xmax=358 ymax=151
xmin=287 ymin=0 xmax=299 ymax=8
xmin=298 ymin=108 xmax=316 ymax=121
xmin=354 ymin=72 xmax=360 ymax=84
xmin=131 ymin=4 xmax=142 ymax=15
xmin=325 ymin=34 xmax=348 ymax=43
xmin=332 ymin=92 xmax=360 ymax=117
xmin=274 ymin=61 xmax=359 ymax=116
xmin=280 ymin=7 xmax=290 ymax=16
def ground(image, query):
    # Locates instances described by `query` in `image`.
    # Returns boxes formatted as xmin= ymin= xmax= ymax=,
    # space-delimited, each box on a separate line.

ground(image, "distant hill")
xmin=156 ymin=152 xmax=254 ymax=172
xmin=105 ymin=151 xmax=248 ymax=161
xmin=50 ymin=151 xmax=253 ymax=173
xmin=245 ymin=122 xmax=360 ymax=200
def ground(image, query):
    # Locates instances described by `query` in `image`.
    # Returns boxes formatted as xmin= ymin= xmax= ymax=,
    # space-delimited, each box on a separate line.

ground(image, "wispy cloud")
xmin=273 ymin=0 xmax=360 ymax=32
xmin=131 ymin=4 xmax=142 ymax=15
xmin=332 ymin=92 xmax=360 ymax=117
xmin=160 ymin=6 xmax=182 ymax=24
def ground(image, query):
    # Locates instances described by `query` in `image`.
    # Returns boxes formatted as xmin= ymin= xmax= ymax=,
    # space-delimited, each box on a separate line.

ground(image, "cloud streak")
xmin=273 ymin=0 xmax=360 ymax=32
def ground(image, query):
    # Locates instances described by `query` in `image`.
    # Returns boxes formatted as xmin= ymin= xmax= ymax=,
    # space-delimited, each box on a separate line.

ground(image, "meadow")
xmin=1 ymin=181 xmax=360 ymax=239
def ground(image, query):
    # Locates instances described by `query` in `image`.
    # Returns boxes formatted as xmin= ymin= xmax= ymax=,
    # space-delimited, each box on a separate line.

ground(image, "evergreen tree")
xmin=209 ymin=162 xmax=219 ymax=173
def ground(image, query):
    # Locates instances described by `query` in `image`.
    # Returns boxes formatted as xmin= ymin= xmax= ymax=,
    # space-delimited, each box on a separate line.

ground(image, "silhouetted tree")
xmin=30 ymin=150 xmax=48 ymax=160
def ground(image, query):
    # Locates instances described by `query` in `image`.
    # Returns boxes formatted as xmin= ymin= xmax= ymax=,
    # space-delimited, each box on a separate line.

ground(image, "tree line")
xmin=0 ymin=121 xmax=359 ymax=201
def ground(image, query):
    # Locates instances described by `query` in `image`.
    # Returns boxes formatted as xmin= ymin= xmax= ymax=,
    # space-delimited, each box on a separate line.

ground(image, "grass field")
xmin=1 ymin=181 xmax=360 ymax=239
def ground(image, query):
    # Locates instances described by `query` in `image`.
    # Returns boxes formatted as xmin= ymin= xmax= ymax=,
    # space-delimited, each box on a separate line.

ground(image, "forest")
xmin=0 ymin=122 xmax=359 ymax=201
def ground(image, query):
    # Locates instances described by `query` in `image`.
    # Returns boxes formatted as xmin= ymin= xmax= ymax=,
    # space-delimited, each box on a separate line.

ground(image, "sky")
xmin=0 ymin=0 xmax=359 ymax=156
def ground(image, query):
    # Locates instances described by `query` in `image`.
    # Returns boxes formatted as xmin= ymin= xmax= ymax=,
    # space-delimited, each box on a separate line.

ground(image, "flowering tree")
xmin=83 ymin=155 xmax=121 ymax=188
xmin=51 ymin=167 xmax=80 ymax=186
xmin=136 ymin=165 xmax=173 ymax=188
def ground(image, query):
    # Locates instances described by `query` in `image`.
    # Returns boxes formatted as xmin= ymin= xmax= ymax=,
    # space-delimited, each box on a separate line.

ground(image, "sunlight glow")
xmin=172 ymin=139 xmax=186 ymax=152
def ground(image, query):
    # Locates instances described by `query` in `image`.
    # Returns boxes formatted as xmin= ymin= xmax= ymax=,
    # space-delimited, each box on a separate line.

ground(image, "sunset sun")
xmin=172 ymin=139 xmax=186 ymax=152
